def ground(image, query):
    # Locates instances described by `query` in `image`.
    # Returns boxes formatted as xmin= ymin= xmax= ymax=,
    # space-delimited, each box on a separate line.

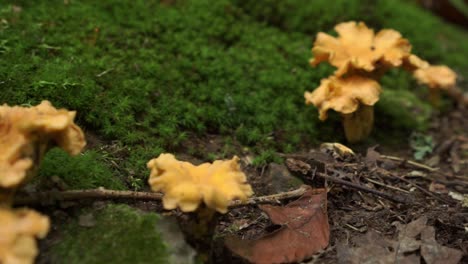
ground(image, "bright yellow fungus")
xmin=0 ymin=208 xmax=50 ymax=264
xmin=0 ymin=100 xmax=86 ymax=188
xmin=402 ymin=54 xmax=430 ymax=72
xmin=147 ymin=154 xmax=253 ymax=214
xmin=305 ymin=21 xmax=458 ymax=142
xmin=413 ymin=65 xmax=457 ymax=90
xmin=310 ymin=21 xmax=411 ymax=76
xmin=305 ymin=76 xmax=381 ymax=142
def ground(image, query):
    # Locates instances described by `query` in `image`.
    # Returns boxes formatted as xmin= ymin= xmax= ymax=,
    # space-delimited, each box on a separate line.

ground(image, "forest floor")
xmin=1 ymin=1 xmax=467 ymax=263
xmin=30 ymin=105 xmax=467 ymax=263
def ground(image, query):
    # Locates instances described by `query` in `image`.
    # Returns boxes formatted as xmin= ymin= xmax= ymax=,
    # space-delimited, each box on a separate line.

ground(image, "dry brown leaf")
xmin=365 ymin=145 xmax=381 ymax=166
xmin=421 ymin=226 xmax=463 ymax=264
xmin=338 ymin=216 xmax=463 ymax=264
xmin=225 ymin=186 xmax=329 ymax=264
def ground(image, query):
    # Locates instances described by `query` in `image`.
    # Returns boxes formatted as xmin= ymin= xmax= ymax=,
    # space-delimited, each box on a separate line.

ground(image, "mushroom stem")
xmin=342 ymin=104 xmax=374 ymax=143
xmin=0 ymin=188 xmax=16 ymax=207
xmin=428 ymin=89 xmax=441 ymax=107
xmin=178 ymin=207 xmax=218 ymax=263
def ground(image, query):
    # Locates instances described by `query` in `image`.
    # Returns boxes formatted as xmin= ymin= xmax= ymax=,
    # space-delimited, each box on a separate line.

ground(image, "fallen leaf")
xmin=395 ymin=216 xmax=427 ymax=255
xmin=226 ymin=186 xmax=329 ymax=264
xmin=337 ymin=231 xmax=410 ymax=264
xmin=365 ymin=145 xmax=380 ymax=166
xmin=337 ymin=216 xmax=463 ymax=264
xmin=421 ymin=226 xmax=463 ymax=264
xmin=428 ymin=182 xmax=448 ymax=194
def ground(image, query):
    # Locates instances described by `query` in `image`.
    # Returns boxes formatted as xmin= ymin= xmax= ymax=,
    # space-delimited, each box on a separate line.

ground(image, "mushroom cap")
xmin=0 ymin=208 xmax=50 ymax=264
xmin=0 ymin=101 xmax=86 ymax=188
xmin=402 ymin=54 xmax=430 ymax=72
xmin=304 ymin=75 xmax=382 ymax=120
xmin=310 ymin=21 xmax=411 ymax=76
xmin=413 ymin=65 xmax=457 ymax=89
xmin=147 ymin=154 xmax=253 ymax=214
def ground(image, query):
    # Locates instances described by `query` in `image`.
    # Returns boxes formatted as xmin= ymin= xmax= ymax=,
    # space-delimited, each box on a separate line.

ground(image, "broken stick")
xmin=14 ymin=186 xmax=309 ymax=208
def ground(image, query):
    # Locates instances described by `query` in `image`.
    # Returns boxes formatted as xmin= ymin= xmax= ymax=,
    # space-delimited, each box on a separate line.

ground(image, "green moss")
xmin=377 ymin=89 xmax=432 ymax=132
xmin=230 ymin=0 xmax=374 ymax=34
xmin=50 ymin=204 xmax=169 ymax=264
xmin=252 ymin=149 xmax=283 ymax=166
xmin=0 ymin=0 xmax=467 ymax=189
xmin=232 ymin=0 xmax=468 ymax=72
xmin=0 ymin=0 xmax=318 ymax=152
xmin=38 ymin=148 xmax=125 ymax=190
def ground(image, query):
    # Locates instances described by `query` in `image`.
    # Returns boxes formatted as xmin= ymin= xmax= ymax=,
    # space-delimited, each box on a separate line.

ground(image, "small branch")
xmin=14 ymin=186 xmax=309 ymax=208
xmin=380 ymin=155 xmax=438 ymax=172
xmin=315 ymin=172 xmax=410 ymax=204
xmin=230 ymin=185 xmax=310 ymax=207
xmin=14 ymin=188 xmax=163 ymax=206
xmin=364 ymin=178 xmax=410 ymax=194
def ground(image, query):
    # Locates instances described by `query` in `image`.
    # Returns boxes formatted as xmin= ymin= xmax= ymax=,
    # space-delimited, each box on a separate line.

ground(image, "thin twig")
xmin=393 ymin=174 xmax=454 ymax=204
xmin=364 ymin=178 xmax=410 ymax=194
xmin=14 ymin=186 xmax=310 ymax=208
xmin=380 ymin=155 xmax=439 ymax=172
xmin=373 ymin=167 xmax=454 ymax=204
xmin=14 ymin=188 xmax=163 ymax=206
xmin=96 ymin=67 xmax=115 ymax=77
xmin=314 ymin=171 xmax=410 ymax=204
xmin=229 ymin=185 xmax=310 ymax=207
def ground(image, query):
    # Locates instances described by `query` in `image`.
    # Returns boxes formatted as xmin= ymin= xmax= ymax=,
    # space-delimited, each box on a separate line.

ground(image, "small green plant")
xmin=409 ymin=132 xmax=435 ymax=160
xmin=252 ymin=149 xmax=283 ymax=166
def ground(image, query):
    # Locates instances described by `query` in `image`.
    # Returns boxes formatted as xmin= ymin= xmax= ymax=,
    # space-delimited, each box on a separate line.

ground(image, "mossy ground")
xmin=46 ymin=204 xmax=169 ymax=264
xmin=1 ymin=0 xmax=467 ymax=262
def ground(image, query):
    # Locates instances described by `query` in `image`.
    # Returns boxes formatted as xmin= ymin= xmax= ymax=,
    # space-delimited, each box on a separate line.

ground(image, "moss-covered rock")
xmin=49 ymin=204 xmax=181 ymax=264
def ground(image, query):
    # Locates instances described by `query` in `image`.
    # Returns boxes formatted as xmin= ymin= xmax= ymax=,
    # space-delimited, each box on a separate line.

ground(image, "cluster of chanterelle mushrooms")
xmin=304 ymin=21 xmax=457 ymax=143
xmin=0 ymin=21 xmax=460 ymax=264
xmin=0 ymin=101 xmax=86 ymax=264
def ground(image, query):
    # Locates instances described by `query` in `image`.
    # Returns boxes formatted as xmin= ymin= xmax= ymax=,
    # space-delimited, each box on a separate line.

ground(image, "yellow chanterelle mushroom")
xmin=147 ymin=153 xmax=253 ymax=214
xmin=0 ymin=100 xmax=86 ymax=189
xmin=0 ymin=208 xmax=50 ymax=264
